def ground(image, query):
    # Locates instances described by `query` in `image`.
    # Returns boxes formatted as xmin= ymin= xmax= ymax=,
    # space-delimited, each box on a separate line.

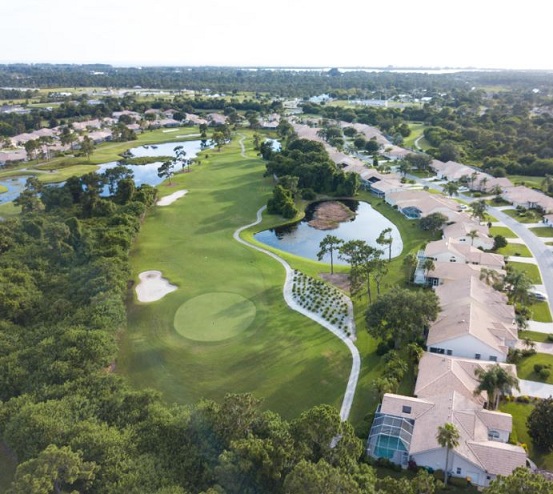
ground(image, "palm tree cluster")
xmin=474 ymin=364 xmax=520 ymax=410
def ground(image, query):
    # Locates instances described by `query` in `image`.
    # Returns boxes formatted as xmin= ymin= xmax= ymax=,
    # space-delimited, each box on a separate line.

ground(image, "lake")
xmin=0 ymin=140 xmax=206 ymax=203
xmin=254 ymin=200 xmax=402 ymax=264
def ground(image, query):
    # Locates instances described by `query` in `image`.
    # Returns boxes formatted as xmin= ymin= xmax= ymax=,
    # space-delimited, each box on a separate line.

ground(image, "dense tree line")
xmin=0 ymin=169 xmax=445 ymax=493
xmin=265 ymin=138 xmax=360 ymax=217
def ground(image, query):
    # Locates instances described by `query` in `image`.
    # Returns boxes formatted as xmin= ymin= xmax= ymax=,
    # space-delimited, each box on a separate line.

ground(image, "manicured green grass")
xmin=496 ymin=243 xmax=532 ymax=257
xmin=403 ymin=123 xmax=426 ymax=149
xmin=530 ymin=301 xmax=553 ymax=323
xmin=0 ymin=202 xmax=20 ymax=219
xmin=489 ymin=226 xmax=517 ymax=238
xmin=0 ymin=441 xmax=16 ymax=493
xmin=530 ymin=227 xmax=553 ymax=238
xmin=519 ymin=330 xmax=553 ymax=343
xmin=517 ymin=353 xmax=553 ymax=383
xmin=506 ymin=261 xmax=542 ymax=284
xmin=173 ymin=292 xmax=257 ymax=342
xmin=502 ymin=208 xmax=543 ymax=223
xmin=119 ymin=132 xmax=353 ymax=421
xmin=499 ymin=401 xmax=553 ymax=470
xmin=0 ymin=127 xmax=203 ymax=185
xmin=509 ymin=175 xmax=546 ymax=189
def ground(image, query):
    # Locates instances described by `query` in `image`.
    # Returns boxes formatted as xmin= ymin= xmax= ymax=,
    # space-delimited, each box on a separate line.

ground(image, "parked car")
xmin=529 ymin=290 xmax=548 ymax=301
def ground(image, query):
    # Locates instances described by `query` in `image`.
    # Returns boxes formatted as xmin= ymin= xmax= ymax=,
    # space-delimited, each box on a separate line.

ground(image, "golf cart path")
xmin=233 ymin=205 xmax=360 ymax=421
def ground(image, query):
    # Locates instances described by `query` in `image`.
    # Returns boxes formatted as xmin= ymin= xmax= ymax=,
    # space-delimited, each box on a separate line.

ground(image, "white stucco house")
xmin=367 ymin=392 xmax=526 ymax=487
xmin=442 ymin=221 xmax=494 ymax=251
xmin=427 ymin=277 xmax=517 ymax=362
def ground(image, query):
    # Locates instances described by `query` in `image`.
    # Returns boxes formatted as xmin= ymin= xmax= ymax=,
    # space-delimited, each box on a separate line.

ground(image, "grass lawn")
xmin=0 ymin=127 xmax=203 ymax=184
xmin=502 ymin=208 xmax=543 ymax=223
xmin=119 ymin=132 xmax=354 ymax=421
xmin=0 ymin=202 xmax=20 ymax=219
xmin=489 ymin=226 xmax=517 ymax=238
xmin=509 ymin=175 xmax=546 ymax=189
xmin=519 ymin=330 xmax=553 ymax=343
xmin=500 ymin=401 xmax=553 ymax=470
xmin=403 ymin=123 xmax=426 ymax=149
xmin=530 ymin=227 xmax=553 ymax=238
xmin=506 ymin=261 xmax=542 ymax=284
xmin=496 ymin=243 xmax=532 ymax=257
xmin=0 ymin=184 xmax=7 ymax=193
xmin=517 ymin=353 xmax=553 ymax=384
xmin=529 ymin=301 xmax=553 ymax=323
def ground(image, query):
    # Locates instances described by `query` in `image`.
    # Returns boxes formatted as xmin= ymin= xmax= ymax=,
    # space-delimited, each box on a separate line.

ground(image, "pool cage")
xmin=367 ymin=405 xmax=414 ymax=466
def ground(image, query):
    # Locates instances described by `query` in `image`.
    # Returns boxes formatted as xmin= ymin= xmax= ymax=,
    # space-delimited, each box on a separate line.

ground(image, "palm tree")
xmin=436 ymin=422 xmax=460 ymax=486
xmin=467 ymin=229 xmax=479 ymax=246
xmin=474 ymin=364 xmax=520 ymax=410
xmin=471 ymin=200 xmax=487 ymax=223
xmin=423 ymin=258 xmax=435 ymax=283
xmin=479 ymin=176 xmax=489 ymax=192
xmin=317 ymin=235 xmax=343 ymax=275
xmin=504 ymin=269 xmax=532 ymax=305
xmin=443 ymin=182 xmax=459 ymax=197
xmin=479 ymin=268 xmax=504 ymax=290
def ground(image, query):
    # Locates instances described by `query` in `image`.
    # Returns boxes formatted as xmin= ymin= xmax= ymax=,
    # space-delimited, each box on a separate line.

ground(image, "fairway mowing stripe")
xmin=234 ymin=206 xmax=360 ymax=421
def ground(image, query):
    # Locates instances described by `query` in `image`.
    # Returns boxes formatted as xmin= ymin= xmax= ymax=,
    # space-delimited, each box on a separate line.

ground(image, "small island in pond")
xmin=308 ymin=201 xmax=355 ymax=230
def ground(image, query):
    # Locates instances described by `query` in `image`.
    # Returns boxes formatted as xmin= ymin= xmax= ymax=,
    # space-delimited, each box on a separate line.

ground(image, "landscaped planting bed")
xmin=291 ymin=269 xmax=354 ymax=338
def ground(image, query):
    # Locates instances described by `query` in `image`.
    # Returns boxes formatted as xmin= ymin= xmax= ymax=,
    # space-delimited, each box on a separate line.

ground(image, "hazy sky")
xmin=0 ymin=0 xmax=550 ymax=70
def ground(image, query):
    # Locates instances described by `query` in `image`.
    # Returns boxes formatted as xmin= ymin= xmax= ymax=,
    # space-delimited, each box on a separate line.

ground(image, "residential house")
xmin=367 ymin=392 xmax=526 ymax=487
xmin=424 ymin=238 xmax=504 ymax=269
xmin=425 ymin=262 xmax=505 ymax=287
xmin=207 ymin=113 xmax=227 ymax=126
xmin=427 ymin=276 xmax=517 ymax=362
xmin=502 ymin=186 xmax=553 ymax=213
xmin=415 ymin=353 xmax=517 ymax=410
xmin=386 ymin=190 xmax=461 ymax=220
xmin=185 ymin=113 xmax=208 ymax=126
xmin=442 ymin=220 xmax=494 ymax=250
xmin=0 ymin=149 xmax=27 ymax=166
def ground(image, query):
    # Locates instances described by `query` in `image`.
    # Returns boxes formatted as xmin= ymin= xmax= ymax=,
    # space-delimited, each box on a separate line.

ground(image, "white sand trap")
xmin=162 ymin=128 xmax=181 ymax=133
xmin=136 ymin=270 xmax=177 ymax=302
xmin=157 ymin=190 xmax=188 ymax=206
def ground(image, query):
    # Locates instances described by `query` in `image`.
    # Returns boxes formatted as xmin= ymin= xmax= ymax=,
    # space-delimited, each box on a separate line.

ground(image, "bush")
xmin=540 ymin=369 xmax=551 ymax=380
xmin=376 ymin=340 xmax=392 ymax=356
xmin=547 ymin=334 xmax=553 ymax=342
xmin=433 ymin=469 xmax=445 ymax=482
xmin=535 ymin=364 xmax=545 ymax=373
xmin=449 ymin=476 xmax=470 ymax=487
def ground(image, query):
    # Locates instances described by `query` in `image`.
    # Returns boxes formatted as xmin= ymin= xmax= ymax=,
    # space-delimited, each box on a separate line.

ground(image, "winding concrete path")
xmin=233 ymin=205 xmax=360 ymax=421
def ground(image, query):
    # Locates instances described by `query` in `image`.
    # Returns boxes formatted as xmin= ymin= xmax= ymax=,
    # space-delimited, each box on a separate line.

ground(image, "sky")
xmin=0 ymin=0 xmax=551 ymax=70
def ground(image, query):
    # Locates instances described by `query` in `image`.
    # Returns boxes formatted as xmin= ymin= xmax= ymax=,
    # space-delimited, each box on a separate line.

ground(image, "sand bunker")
xmin=136 ymin=270 xmax=177 ymax=302
xmin=157 ymin=190 xmax=188 ymax=206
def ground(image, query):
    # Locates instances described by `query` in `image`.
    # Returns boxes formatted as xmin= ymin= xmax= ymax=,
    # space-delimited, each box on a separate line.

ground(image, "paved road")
xmin=488 ymin=206 xmax=553 ymax=312
xmin=233 ymin=206 xmax=361 ymax=422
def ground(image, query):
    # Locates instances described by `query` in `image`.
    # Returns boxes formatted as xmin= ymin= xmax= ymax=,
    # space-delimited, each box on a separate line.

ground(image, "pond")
xmin=0 ymin=176 xmax=29 ymax=204
xmin=0 ymin=140 xmax=207 ymax=204
xmin=254 ymin=200 xmax=402 ymax=265
xmin=97 ymin=140 xmax=207 ymax=188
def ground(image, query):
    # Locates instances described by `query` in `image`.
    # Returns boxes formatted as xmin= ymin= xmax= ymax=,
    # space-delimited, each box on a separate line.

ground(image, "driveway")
xmin=514 ymin=379 xmax=553 ymax=399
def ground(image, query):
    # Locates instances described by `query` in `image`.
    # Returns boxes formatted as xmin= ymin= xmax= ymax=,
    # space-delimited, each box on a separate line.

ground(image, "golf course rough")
xmin=174 ymin=292 xmax=257 ymax=342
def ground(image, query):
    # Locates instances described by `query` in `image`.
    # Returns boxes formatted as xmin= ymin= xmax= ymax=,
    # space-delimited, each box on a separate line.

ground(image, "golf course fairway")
xmin=118 ymin=133 xmax=352 ymax=419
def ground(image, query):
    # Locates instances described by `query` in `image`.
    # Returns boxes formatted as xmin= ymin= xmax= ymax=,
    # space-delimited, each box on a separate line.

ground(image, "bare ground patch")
xmin=308 ymin=201 xmax=354 ymax=230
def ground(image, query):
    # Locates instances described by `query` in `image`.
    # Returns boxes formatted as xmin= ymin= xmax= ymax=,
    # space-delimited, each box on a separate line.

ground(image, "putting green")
xmin=174 ymin=292 xmax=256 ymax=341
